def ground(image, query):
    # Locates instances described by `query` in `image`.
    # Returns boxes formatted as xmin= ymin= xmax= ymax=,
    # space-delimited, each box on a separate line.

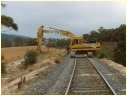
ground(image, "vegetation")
xmin=1 ymin=15 xmax=18 ymax=32
xmin=1 ymin=3 xmax=6 ymax=8
xmin=1 ymin=33 xmax=29 ymax=41
xmin=17 ymin=76 xmax=26 ymax=89
xmin=13 ymin=36 xmax=23 ymax=46
xmin=55 ymin=59 xmax=61 ymax=64
xmin=1 ymin=3 xmax=18 ymax=32
xmin=113 ymin=41 xmax=126 ymax=67
xmin=83 ymin=24 xmax=126 ymax=66
xmin=1 ymin=38 xmax=12 ymax=47
xmin=24 ymin=49 xmax=38 ymax=69
xmin=82 ymin=24 xmax=126 ymax=43
xmin=1 ymin=54 xmax=6 ymax=74
xmin=97 ymin=48 xmax=114 ymax=60
xmin=27 ymin=38 xmax=37 ymax=46
xmin=1 ymin=34 xmax=36 ymax=47
xmin=46 ymin=38 xmax=70 ymax=48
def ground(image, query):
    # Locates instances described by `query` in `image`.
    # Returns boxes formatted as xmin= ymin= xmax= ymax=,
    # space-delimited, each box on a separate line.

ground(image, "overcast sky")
xmin=1 ymin=1 xmax=126 ymax=38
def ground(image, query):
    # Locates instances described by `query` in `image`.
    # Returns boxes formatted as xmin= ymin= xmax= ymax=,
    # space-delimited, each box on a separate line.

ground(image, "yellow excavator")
xmin=36 ymin=26 xmax=100 ymax=57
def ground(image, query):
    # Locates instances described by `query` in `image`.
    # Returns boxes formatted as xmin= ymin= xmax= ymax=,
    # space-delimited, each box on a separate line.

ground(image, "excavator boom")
xmin=36 ymin=26 xmax=101 ymax=57
xmin=49 ymin=27 xmax=75 ymax=38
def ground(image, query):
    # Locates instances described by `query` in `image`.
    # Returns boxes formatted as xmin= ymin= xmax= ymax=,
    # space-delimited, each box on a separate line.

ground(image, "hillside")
xmin=1 ymin=33 xmax=30 ymax=40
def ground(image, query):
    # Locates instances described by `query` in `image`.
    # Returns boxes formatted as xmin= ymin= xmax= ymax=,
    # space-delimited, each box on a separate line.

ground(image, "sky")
xmin=1 ymin=1 xmax=126 ymax=38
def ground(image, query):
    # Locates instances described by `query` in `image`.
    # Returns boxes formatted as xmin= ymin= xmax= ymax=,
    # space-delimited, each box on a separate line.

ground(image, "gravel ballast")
xmin=25 ymin=54 xmax=75 ymax=95
xmin=89 ymin=58 xmax=126 ymax=95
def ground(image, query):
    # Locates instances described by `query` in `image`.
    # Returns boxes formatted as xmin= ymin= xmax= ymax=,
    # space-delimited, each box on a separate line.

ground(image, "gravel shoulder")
xmin=25 ymin=54 xmax=75 ymax=95
xmin=100 ymin=58 xmax=126 ymax=77
xmin=89 ymin=58 xmax=126 ymax=95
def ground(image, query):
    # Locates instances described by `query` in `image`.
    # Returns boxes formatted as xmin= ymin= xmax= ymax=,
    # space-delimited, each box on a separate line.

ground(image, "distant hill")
xmin=1 ymin=33 xmax=31 ymax=41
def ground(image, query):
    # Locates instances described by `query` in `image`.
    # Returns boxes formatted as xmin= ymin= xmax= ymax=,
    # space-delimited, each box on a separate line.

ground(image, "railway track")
xmin=25 ymin=54 xmax=125 ymax=95
xmin=65 ymin=57 xmax=115 ymax=95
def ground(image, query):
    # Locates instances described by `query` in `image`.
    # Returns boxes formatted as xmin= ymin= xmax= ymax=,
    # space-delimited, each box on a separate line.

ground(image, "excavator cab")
xmin=71 ymin=37 xmax=84 ymax=48
xmin=70 ymin=36 xmax=100 ymax=57
xmin=70 ymin=37 xmax=85 ymax=57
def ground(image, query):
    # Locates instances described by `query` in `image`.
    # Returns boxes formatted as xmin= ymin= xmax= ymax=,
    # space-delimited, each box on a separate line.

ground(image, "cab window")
xmin=79 ymin=39 xmax=82 ymax=44
xmin=72 ymin=39 xmax=78 ymax=45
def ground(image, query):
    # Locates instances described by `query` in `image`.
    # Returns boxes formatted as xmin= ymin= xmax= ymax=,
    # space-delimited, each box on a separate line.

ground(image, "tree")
xmin=1 ymin=3 xmax=18 ymax=32
xmin=89 ymin=30 xmax=100 ymax=42
xmin=14 ymin=37 xmax=23 ymax=46
xmin=1 ymin=15 xmax=18 ymax=32
xmin=27 ymin=38 xmax=37 ymax=46
xmin=113 ymin=41 xmax=126 ymax=67
xmin=98 ymin=27 xmax=104 ymax=33
xmin=1 ymin=3 xmax=6 ymax=8
xmin=2 ymin=38 xmax=12 ymax=47
xmin=113 ymin=25 xmax=126 ymax=66
xmin=82 ymin=34 xmax=89 ymax=42
xmin=118 ymin=24 xmax=126 ymax=41
xmin=24 ymin=49 xmax=38 ymax=69
xmin=46 ymin=38 xmax=70 ymax=48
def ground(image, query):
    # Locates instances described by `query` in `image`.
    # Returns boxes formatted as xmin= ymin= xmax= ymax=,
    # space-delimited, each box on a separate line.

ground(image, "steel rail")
xmin=87 ymin=57 xmax=117 ymax=95
xmin=65 ymin=57 xmax=77 ymax=95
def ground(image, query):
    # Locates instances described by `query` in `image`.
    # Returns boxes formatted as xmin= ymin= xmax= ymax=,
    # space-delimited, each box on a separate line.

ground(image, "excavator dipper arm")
xmin=36 ymin=26 xmax=75 ymax=52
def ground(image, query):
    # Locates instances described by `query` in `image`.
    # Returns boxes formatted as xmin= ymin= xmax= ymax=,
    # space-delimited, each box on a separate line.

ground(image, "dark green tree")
xmin=1 ymin=3 xmax=6 ymax=8
xmin=46 ymin=38 xmax=70 ymax=48
xmin=1 ymin=15 xmax=18 ymax=32
xmin=24 ymin=49 xmax=38 ymax=69
xmin=14 ymin=37 xmax=23 ymax=46
xmin=27 ymin=38 xmax=37 ymax=46
xmin=113 ymin=24 xmax=126 ymax=66
xmin=113 ymin=41 xmax=126 ymax=67
xmin=89 ymin=30 xmax=99 ymax=42
xmin=1 ymin=3 xmax=18 ymax=32
xmin=82 ymin=34 xmax=89 ymax=42
xmin=2 ymin=38 xmax=12 ymax=47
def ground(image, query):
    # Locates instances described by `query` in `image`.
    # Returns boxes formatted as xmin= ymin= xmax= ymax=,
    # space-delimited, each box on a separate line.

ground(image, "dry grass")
xmin=1 ymin=46 xmax=49 ymax=63
xmin=101 ymin=42 xmax=117 ymax=51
